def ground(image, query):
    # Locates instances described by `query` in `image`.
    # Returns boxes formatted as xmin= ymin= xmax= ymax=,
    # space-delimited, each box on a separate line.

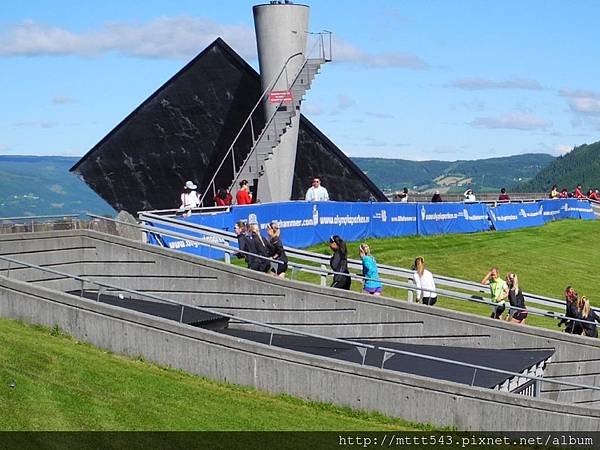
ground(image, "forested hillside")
xmin=353 ymin=153 xmax=554 ymax=193
xmin=515 ymin=141 xmax=600 ymax=192
xmin=0 ymin=156 xmax=113 ymax=217
xmin=0 ymin=152 xmax=557 ymax=218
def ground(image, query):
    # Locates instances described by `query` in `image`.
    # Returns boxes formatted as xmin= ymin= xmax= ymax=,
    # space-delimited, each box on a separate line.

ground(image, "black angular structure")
xmin=71 ymin=38 xmax=386 ymax=214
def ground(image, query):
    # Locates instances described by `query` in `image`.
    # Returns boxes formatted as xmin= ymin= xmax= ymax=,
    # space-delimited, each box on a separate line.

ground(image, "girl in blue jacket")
xmin=359 ymin=243 xmax=382 ymax=296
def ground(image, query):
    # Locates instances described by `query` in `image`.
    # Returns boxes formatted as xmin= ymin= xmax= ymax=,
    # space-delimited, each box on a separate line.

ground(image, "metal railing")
xmin=136 ymin=211 xmax=585 ymax=314
xmin=97 ymin=213 xmax=600 ymax=331
xmin=0 ymin=214 xmax=80 ymax=232
xmin=198 ymin=32 xmax=331 ymax=207
xmin=1 ymin=249 xmax=598 ymax=396
xmin=197 ymin=50 xmax=303 ymax=206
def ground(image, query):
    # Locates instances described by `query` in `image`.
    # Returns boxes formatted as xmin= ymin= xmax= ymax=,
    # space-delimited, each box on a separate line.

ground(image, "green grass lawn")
xmin=305 ymin=219 xmax=600 ymax=330
xmin=0 ymin=318 xmax=429 ymax=431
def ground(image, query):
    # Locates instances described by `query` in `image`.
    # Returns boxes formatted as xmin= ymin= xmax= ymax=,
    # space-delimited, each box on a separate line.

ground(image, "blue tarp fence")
xmin=145 ymin=198 xmax=594 ymax=258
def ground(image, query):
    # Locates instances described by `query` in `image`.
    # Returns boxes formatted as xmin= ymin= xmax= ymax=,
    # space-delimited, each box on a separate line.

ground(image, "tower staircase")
xmin=199 ymin=32 xmax=331 ymax=206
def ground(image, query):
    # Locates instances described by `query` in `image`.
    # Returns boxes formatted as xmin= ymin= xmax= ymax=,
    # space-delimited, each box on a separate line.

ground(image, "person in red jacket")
xmin=588 ymin=189 xmax=599 ymax=201
xmin=236 ymin=179 xmax=253 ymax=205
xmin=574 ymin=184 xmax=585 ymax=199
xmin=213 ymin=188 xmax=233 ymax=206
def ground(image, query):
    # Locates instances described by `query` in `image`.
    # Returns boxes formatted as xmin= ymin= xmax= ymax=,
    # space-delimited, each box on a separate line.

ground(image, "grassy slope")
xmin=0 ymin=319 xmax=427 ymax=431
xmin=306 ymin=219 xmax=600 ymax=329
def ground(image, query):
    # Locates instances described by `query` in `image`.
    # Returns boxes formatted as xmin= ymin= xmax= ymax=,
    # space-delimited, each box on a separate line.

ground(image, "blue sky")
xmin=1 ymin=0 xmax=599 ymax=161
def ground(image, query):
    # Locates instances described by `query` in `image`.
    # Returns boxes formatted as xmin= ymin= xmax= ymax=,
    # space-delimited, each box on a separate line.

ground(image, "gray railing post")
xmin=6 ymin=261 xmax=11 ymax=278
xmin=179 ymin=305 xmax=185 ymax=323
xmin=407 ymin=278 xmax=415 ymax=303
xmin=31 ymin=219 xmax=34 ymax=232
xmin=320 ymin=264 xmax=327 ymax=287
xmin=269 ymin=332 xmax=274 ymax=346
xmin=224 ymin=253 xmax=231 ymax=264
xmin=80 ymin=279 xmax=85 ymax=298
xmin=470 ymin=368 xmax=478 ymax=386
xmin=357 ymin=347 xmax=367 ymax=366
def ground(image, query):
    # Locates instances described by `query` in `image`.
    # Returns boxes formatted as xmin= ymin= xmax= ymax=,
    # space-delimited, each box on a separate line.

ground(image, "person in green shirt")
xmin=481 ymin=267 xmax=509 ymax=319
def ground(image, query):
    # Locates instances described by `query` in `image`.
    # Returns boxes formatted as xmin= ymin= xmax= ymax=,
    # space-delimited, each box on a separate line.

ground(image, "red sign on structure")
xmin=268 ymin=90 xmax=293 ymax=104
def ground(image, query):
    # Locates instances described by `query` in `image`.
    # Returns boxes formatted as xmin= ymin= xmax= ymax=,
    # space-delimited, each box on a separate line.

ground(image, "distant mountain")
xmin=515 ymin=141 xmax=600 ymax=192
xmin=0 ymin=156 xmax=114 ymax=218
xmin=351 ymin=153 xmax=554 ymax=193
xmin=0 ymin=152 xmax=556 ymax=218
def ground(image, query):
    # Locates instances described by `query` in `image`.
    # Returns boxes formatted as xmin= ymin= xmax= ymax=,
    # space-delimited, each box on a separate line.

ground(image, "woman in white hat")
xmin=180 ymin=180 xmax=200 ymax=216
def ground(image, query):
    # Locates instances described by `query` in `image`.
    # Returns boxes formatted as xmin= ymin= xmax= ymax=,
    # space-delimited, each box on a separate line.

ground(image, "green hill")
xmin=352 ymin=153 xmax=554 ymax=193
xmin=0 ymin=156 xmax=113 ymax=218
xmin=0 ymin=152 xmax=556 ymax=218
xmin=515 ymin=141 xmax=600 ymax=192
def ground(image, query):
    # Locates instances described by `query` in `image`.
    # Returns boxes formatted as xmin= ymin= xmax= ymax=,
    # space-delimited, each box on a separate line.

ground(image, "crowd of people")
xmin=558 ymin=286 xmax=600 ymax=337
xmin=481 ymin=267 xmax=527 ymax=324
xmin=178 ymin=178 xmax=596 ymax=337
xmin=234 ymin=219 xmax=288 ymax=277
xmin=550 ymin=184 xmax=600 ymax=200
xmin=177 ymin=176 xmax=331 ymax=213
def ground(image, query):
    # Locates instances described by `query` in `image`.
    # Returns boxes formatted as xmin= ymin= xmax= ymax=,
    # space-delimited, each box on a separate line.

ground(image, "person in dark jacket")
xmin=558 ymin=286 xmax=578 ymax=333
xmin=329 ymin=235 xmax=351 ymax=290
xmin=266 ymin=221 xmax=288 ymax=278
xmin=248 ymin=223 xmax=272 ymax=273
xmin=505 ymin=272 xmax=527 ymax=324
xmin=430 ymin=190 xmax=443 ymax=203
xmin=234 ymin=221 xmax=251 ymax=268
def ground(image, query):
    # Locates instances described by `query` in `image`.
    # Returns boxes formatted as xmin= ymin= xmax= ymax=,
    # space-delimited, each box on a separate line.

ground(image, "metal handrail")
xmin=136 ymin=211 xmax=577 ymax=313
xmin=0 ymin=243 xmax=600 ymax=398
xmin=198 ymin=31 xmax=331 ymax=206
xmin=0 ymin=214 xmax=80 ymax=221
xmin=226 ymin=33 xmax=326 ymax=192
xmin=226 ymin=57 xmax=310 ymax=191
xmin=2 ymin=248 xmax=598 ymax=394
xmin=95 ymin=214 xmax=600 ymax=329
xmin=0 ymin=253 xmax=375 ymax=359
xmin=197 ymin=50 xmax=303 ymax=206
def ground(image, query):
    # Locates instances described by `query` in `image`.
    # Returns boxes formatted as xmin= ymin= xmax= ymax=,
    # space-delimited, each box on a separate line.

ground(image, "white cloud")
xmin=332 ymin=38 xmax=429 ymax=69
xmin=448 ymin=77 xmax=543 ymax=91
xmin=536 ymin=142 xmax=574 ymax=156
xmin=363 ymin=137 xmax=388 ymax=147
xmin=52 ymin=95 xmax=77 ymax=105
xmin=470 ymin=113 xmax=551 ymax=130
xmin=366 ymin=112 xmax=394 ymax=119
xmin=328 ymin=95 xmax=356 ymax=116
xmin=0 ymin=17 xmax=257 ymax=60
xmin=14 ymin=121 xmax=58 ymax=128
xmin=302 ymin=103 xmax=324 ymax=116
xmin=336 ymin=95 xmax=355 ymax=110
xmin=559 ymin=88 xmax=600 ymax=115
xmin=0 ymin=18 xmax=429 ymax=72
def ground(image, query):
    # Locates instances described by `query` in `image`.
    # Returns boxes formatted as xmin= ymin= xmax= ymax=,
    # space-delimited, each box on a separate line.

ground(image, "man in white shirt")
xmin=305 ymin=177 xmax=330 ymax=201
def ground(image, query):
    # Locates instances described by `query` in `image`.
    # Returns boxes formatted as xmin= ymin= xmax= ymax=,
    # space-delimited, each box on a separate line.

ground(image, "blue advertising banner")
xmin=146 ymin=219 xmax=229 ymax=260
xmin=488 ymin=202 xmax=545 ymax=231
xmin=557 ymin=198 xmax=595 ymax=220
xmin=416 ymin=202 xmax=490 ymax=236
xmin=369 ymin=203 xmax=418 ymax=238
xmin=143 ymin=199 xmax=595 ymax=259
